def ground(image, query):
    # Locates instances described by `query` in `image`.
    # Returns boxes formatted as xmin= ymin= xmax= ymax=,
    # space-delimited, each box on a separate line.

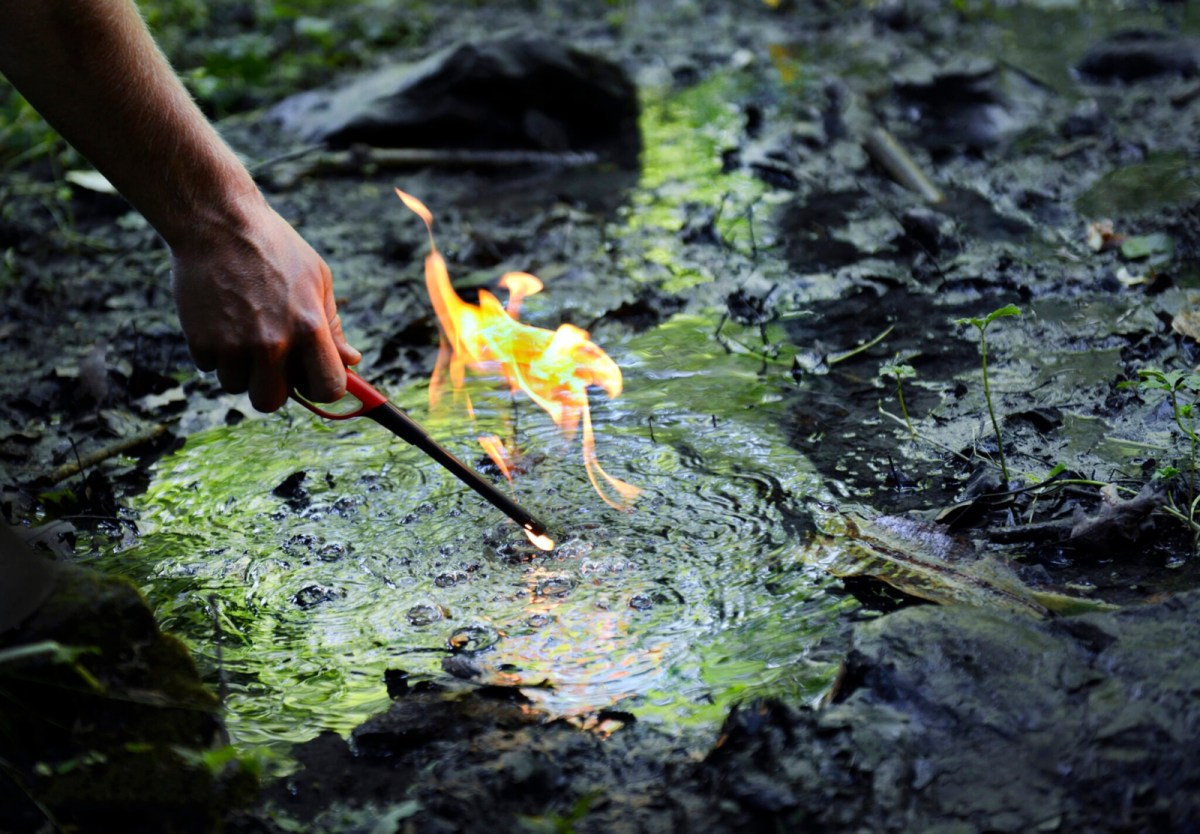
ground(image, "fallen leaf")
xmin=1116 ymin=266 xmax=1150 ymax=287
xmin=1120 ymin=232 xmax=1175 ymax=261
xmin=810 ymin=505 xmax=1114 ymax=616
xmin=1172 ymin=309 xmax=1200 ymax=342
xmin=1066 ymin=481 xmax=1165 ymax=556
xmin=1087 ymin=219 xmax=1124 ymax=252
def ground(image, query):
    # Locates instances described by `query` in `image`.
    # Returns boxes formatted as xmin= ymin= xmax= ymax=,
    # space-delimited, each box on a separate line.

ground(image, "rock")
xmin=890 ymin=56 xmax=1042 ymax=152
xmin=270 ymin=34 xmax=641 ymax=167
xmin=1078 ymin=30 xmax=1200 ymax=83
xmin=350 ymin=690 xmax=542 ymax=759
xmin=256 ymin=591 xmax=1200 ymax=832
xmin=754 ymin=591 xmax=1200 ymax=832
xmin=898 ymin=206 xmax=950 ymax=255
xmin=0 ymin=562 xmax=254 ymax=833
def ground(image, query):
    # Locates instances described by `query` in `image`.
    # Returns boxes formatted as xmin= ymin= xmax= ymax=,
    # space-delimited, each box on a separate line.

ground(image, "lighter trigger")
xmin=291 ymin=369 xmax=387 ymax=420
xmin=291 ymin=389 xmax=367 ymax=420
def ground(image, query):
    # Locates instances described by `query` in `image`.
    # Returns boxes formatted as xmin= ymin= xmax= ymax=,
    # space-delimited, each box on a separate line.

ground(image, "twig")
xmin=827 ymin=324 xmax=895 ymax=365
xmin=36 ymin=424 xmax=169 ymax=486
xmin=862 ymin=126 xmax=944 ymax=204
xmin=1171 ymin=81 xmax=1200 ymax=108
xmin=271 ymin=146 xmax=601 ymax=186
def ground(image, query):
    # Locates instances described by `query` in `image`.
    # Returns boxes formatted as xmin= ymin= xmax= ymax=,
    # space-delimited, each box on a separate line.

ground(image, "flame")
xmin=397 ymin=188 xmax=639 ymax=510
xmin=523 ymin=527 xmax=557 ymax=552
xmin=478 ymin=434 xmax=513 ymax=481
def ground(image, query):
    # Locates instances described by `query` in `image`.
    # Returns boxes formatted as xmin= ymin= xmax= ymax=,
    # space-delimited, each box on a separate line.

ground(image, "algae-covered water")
xmin=79 ymin=64 xmax=863 ymax=751
xmin=98 ymin=314 xmax=850 ymax=749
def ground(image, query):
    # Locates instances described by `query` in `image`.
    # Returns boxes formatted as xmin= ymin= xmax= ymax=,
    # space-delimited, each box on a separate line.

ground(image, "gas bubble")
xmin=447 ymin=624 xmax=500 ymax=653
xmin=406 ymin=603 xmax=445 ymax=626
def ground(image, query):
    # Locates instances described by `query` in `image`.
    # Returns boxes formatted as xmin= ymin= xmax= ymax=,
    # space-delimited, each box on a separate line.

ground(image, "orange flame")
xmin=477 ymin=434 xmax=512 ymax=481
xmin=397 ymin=188 xmax=639 ymax=510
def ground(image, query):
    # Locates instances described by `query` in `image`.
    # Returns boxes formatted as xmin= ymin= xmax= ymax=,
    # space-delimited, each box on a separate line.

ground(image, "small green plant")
xmin=1127 ymin=369 xmax=1200 ymax=480
xmin=879 ymin=354 xmax=918 ymax=436
xmin=1122 ymin=368 xmax=1200 ymax=548
xmin=519 ymin=791 xmax=602 ymax=834
xmin=0 ymin=640 xmax=103 ymax=692
xmin=955 ymin=303 xmax=1021 ymax=483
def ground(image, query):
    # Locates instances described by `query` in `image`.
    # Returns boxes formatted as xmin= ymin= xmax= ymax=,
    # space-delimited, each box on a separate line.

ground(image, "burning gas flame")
xmin=522 ymin=526 xmax=556 ymax=552
xmin=397 ymin=188 xmax=640 ymax=511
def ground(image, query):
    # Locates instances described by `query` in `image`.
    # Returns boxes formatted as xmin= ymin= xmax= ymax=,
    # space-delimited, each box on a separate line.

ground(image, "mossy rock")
xmin=0 ymin=563 xmax=256 ymax=833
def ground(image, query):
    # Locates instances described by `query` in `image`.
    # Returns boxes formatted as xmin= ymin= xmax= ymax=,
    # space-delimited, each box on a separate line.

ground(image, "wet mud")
xmin=3 ymin=0 xmax=1200 ymax=831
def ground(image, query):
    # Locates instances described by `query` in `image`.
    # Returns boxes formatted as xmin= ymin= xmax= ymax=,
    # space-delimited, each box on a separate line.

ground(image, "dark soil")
xmin=4 ymin=1 xmax=1200 ymax=832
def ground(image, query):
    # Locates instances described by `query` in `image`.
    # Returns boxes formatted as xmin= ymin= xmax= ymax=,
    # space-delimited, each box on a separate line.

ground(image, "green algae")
xmin=92 ymin=309 xmax=849 ymax=749
xmin=88 ymin=67 xmax=846 ymax=755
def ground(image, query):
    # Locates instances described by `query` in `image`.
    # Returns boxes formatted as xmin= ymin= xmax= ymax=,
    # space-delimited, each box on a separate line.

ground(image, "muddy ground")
xmin=3 ymin=1 xmax=1200 ymax=832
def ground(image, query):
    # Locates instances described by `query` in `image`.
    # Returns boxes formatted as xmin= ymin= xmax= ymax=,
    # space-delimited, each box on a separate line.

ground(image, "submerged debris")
xmin=1066 ymin=482 xmax=1166 ymax=557
xmin=811 ymin=506 xmax=1112 ymax=616
xmin=1078 ymin=30 xmax=1200 ymax=83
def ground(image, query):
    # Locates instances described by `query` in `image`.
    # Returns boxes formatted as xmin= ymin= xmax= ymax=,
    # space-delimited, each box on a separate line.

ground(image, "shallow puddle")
xmin=94 ymin=314 xmax=852 ymax=750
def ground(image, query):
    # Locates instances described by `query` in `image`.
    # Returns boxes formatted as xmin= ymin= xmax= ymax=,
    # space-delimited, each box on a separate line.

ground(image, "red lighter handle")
xmin=292 ymin=369 xmax=388 ymax=420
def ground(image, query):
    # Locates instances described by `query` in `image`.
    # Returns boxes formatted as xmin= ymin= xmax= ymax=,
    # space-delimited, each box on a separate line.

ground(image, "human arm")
xmin=0 ymin=0 xmax=360 ymax=411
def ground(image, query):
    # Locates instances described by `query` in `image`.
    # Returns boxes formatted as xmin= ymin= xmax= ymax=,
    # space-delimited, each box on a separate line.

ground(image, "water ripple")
xmin=96 ymin=313 xmax=854 ymax=749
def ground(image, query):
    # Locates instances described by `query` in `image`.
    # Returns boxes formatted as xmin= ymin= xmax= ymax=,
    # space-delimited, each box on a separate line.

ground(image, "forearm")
xmin=1 ymin=0 xmax=359 ymax=412
xmin=0 ymin=0 xmax=257 ymax=250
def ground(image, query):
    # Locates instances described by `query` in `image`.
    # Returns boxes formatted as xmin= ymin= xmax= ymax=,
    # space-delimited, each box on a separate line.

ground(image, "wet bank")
xmin=3 ymin=0 xmax=1200 ymax=830
xmin=234 ymin=588 xmax=1200 ymax=834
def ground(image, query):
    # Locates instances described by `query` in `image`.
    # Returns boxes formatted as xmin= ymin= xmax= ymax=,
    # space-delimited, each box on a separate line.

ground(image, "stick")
xmin=271 ymin=146 xmax=601 ymax=185
xmin=862 ymin=127 xmax=944 ymax=204
xmin=827 ymin=324 xmax=895 ymax=366
xmin=37 ymin=424 xmax=169 ymax=486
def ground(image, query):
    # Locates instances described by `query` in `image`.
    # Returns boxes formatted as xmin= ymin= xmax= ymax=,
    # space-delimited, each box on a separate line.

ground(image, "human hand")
xmin=170 ymin=193 xmax=361 ymax=412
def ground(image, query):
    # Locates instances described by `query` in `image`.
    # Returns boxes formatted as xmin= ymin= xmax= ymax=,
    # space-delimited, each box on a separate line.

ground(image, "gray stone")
xmin=270 ymin=34 xmax=640 ymax=167
xmin=1078 ymin=30 xmax=1200 ymax=83
xmin=807 ymin=592 xmax=1200 ymax=831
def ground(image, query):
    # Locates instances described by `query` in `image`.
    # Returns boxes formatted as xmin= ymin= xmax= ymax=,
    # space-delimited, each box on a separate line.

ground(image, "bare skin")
xmin=0 ymin=0 xmax=361 ymax=412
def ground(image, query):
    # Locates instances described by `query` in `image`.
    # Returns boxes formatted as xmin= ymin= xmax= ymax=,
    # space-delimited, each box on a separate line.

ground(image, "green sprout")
xmin=1122 ymin=368 xmax=1200 ymax=548
xmin=955 ymin=303 xmax=1021 ymax=483
xmin=879 ymin=355 xmax=918 ymax=436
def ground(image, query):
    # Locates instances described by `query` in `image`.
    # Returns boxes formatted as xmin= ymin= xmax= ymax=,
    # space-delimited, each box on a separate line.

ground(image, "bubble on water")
xmin=536 ymin=575 xmax=576 ymax=597
xmin=291 ymin=584 xmax=345 ymax=609
xmin=435 ymin=570 xmax=469 ymax=588
xmin=447 ymin=624 xmax=500 ymax=653
xmin=629 ymin=594 xmax=654 ymax=610
xmin=283 ymin=533 xmax=319 ymax=552
xmin=554 ymin=539 xmax=595 ymax=560
xmin=407 ymin=603 xmax=446 ymax=627
xmin=332 ymin=497 xmax=358 ymax=517
xmin=581 ymin=558 xmax=636 ymax=575
xmin=317 ymin=543 xmax=348 ymax=562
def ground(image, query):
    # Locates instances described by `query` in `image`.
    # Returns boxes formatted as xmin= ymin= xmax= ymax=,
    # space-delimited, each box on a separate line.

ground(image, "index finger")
xmin=294 ymin=323 xmax=347 ymax=404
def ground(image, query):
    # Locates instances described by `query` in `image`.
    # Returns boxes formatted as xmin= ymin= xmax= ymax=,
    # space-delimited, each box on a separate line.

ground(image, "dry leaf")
xmin=1172 ymin=309 xmax=1200 ymax=342
xmin=1087 ymin=219 xmax=1125 ymax=253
